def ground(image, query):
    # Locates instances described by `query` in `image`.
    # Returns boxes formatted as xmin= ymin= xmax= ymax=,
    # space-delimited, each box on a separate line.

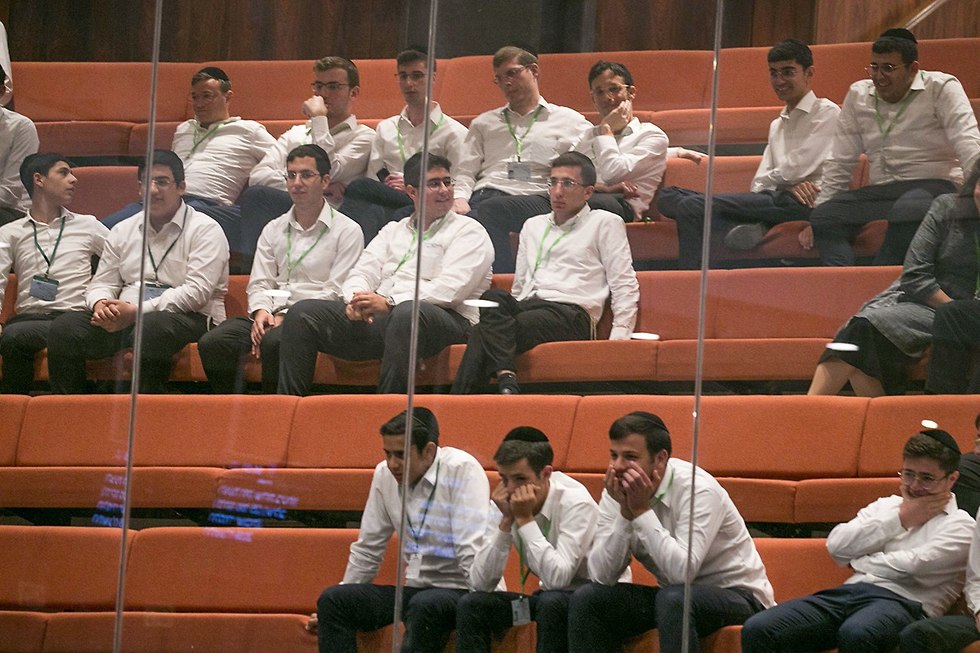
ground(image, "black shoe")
xmin=497 ymin=372 xmax=520 ymax=395
xmin=723 ymin=223 xmax=766 ymax=250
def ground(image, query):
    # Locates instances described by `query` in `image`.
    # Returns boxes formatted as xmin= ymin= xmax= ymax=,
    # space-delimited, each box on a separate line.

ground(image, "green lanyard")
xmin=189 ymin=119 xmax=230 ymax=155
xmin=392 ymin=217 xmax=446 ymax=276
xmin=31 ymin=215 xmax=66 ymax=275
xmin=516 ymin=517 xmax=551 ymax=593
xmin=532 ymin=222 xmax=570 ymax=276
xmin=974 ymin=232 xmax=979 ymax=300
xmin=504 ymin=105 xmax=544 ymax=162
xmin=147 ymin=205 xmax=188 ymax=281
xmin=405 ymin=462 xmax=440 ymax=543
xmin=396 ymin=113 xmax=445 ymax=164
xmin=873 ymin=73 xmax=922 ymax=138
xmin=652 ymin=468 xmax=674 ymax=509
xmin=285 ymin=206 xmax=333 ymax=282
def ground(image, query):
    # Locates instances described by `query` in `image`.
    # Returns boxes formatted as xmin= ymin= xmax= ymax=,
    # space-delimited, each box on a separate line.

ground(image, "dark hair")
xmin=397 ymin=48 xmax=434 ymax=72
xmin=192 ymin=66 xmax=232 ymax=93
xmin=314 ymin=56 xmax=359 ymax=87
xmin=380 ymin=407 xmax=439 ymax=450
xmin=493 ymin=45 xmax=538 ymax=69
xmin=0 ymin=65 xmax=6 ymax=87
xmin=403 ymin=152 xmax=452 ymax=189
xmin=904 ymin=432 xmax=960 ymax=475
xmin=873 ymin=29 xmax=918 ymax=64
xmin=551 ymin=151 xmax=597 ymax=186
xmin=493 ymin=427 xmax=554 ymax=474
xmin=20 ymin=153 xmax=70 ymax=198
xmin=588 ymin=60 xmax=633 ymax=87
xmin=975 ymin=412 xmax=980 ymax=430
xmin=609 ymin=411 xmax=672 ymax=457
xmin=768 ymin=39 xmax=813 ymax=68
xmin=137 ymin=149 xmax=185 ymax=186
xmin=286 ymin=144 xmax=331 ymax=176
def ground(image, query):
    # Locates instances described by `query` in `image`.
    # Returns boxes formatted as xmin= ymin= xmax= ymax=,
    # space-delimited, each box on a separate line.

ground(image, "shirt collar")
xmin=504 ymin=96 xmax=549 ymax=119
xmin=653 ymin=459 xmax=676 ymax=511
xmin=782 ymin=90 xmax=818 ymax=119
xmin=26 ymin=206 xmax=72 ymax=226
xmin=330 ymin=115 xmax=358 ymax=135
xmin=398 ymin=102 xmax=445 ymax=127
xmin=408 ymin=210 xmax=454 ymax=234
xmin=537 ymin=475 xmax=561 ymax=523
xmin=139 ymin=201 xmax=187 ymax=234
xmin=191 ymin=116 xmax=239 ymax=130
xmin=287 ymin=200 xmax=333 ymax=232
xmin=548 ymin=203 xmax=589 ymax=229
xmin=416 ymin=447 xmax=442 ymax=489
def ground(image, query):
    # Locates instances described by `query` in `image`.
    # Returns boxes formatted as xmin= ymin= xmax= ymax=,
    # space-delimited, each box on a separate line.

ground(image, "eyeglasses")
xmin=424 ymin=177 xmax=454 ymax=190
xmin=591 ymin=84 xmax=628 ymax=98
xmin=311 ymin=81 xmax=350 ymax=93
xmin=141 ymin=176 xmax=175 ymax=188
xmin=493 ymin=65 xmax=527 ymax=85
xmin=397 ymin=71 xmax=427 ymax=82
xmin=547 ymin=178 xmax=587 ymax=189
xmin=769 ymin=66 xmax=802 ymax=80
xmin=866 ymin=63 xmax=910 ymax=76
xmin=897 ymin=469 xmax=950 ymax=489
xmin=284 ymin=170 xmax=323 ymax=182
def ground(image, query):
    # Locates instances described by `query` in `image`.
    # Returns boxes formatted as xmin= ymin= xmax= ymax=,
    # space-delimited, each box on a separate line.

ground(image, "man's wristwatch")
xmin=383 ymin=295 xmax=395 ymax=309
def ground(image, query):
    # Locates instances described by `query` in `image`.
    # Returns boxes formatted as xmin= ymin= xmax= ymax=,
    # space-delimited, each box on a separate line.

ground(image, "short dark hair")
xmin=403 ymin=152 xmax=452 ymax=189
xmin=380 ymin=407 xmax=439 ymax=451
xmin=904 ymin=432 xmax=960 ymax=475
xmin=609 ymin=411 xmax=672 ymax=457
xmin=191 ymin=66 xmax=232 ymax=93
xmin=137 ymin=149 xmax=185 ymax=186
xmin=768 ymin=39 xmax=813 ymax=68
xmin=20 ymin=153 xmax=70 ymax=198
xmin=286 ymin=144 xmax=331 ymax=176
xmin=493 ymin=45 xmax=538 ymax=69
xmin=550 ymin=151 xmax=597 ymax=186
xmin=493 ymin=427 xmax=554 ymax=474
xmin=873 ymin=29 xmax=918 ymax=64
xmin=314 ymin=56 xmax=359 ymax=87
xmin=588 ymin=60 xmax=633 ymax=87
xmin=397 ymin=48 xmax=434 ymax=72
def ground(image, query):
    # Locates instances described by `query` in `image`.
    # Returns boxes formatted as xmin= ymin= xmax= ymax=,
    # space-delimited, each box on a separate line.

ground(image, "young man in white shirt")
xmin=313 ymin=407 xmax=489 ymax=653
xmin=241 ymin=56 xmax=375 ymax=264
xmin=451 ymin=152 xmax=638 ymax=395
xmin=47 ymin=150 xmax=229 ymax=394
xmin=0 ymin=65 xmax=38 ymax=227
xmin=456 ymin=426 xmax=599 ymax=653
xmin=340 ymin=48 xmax=468 ymax=243
xmin=811 ymin=28 xmax=980 ymax=266
xmin=656 ymin=39 xmax=841 ymax=268
xmin=277 ymin=152 xmax=493 ymax=395
xmin=568 ymin=411 xmax=774 ymax=652
xmin=742 ymin=429 xmax=974 ymax=653
xmin=197 ymin=144 xmax=363 ymax=393
xmin=0 ymin=153 xmax=108 ymax=393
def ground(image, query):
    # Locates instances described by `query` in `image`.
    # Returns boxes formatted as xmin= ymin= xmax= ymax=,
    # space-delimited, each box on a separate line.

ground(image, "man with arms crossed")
xmin=313 ymin=407 xmax=490 ymax=653
xmin=742 ymin=429 xmax=974 ymax=652
xmin=456 ymin=426 xmax=599 ymax=652
xmin=568 ymin=411 xmax=775 ymax=652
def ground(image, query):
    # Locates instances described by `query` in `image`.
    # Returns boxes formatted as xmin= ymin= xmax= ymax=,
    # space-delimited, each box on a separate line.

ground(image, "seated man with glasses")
xmin=197 ymin=145 xmax=363 ymax=394
xmin=339 ymin=48 xmax=468 ymax=243
xmin=810 ymin=28 xmax=980 ymax=266
xmin=742 ymin=428 xmax=974 ymax=653
xmin=277 ymin=152 xmax=492 ymax=395
xmin=452 ymin=152 xmax=638 ymax=395
xmin=656 ymin=39 xmax=840 ymax=268
xmin=242 ymin=56 xmax=374 ymax=269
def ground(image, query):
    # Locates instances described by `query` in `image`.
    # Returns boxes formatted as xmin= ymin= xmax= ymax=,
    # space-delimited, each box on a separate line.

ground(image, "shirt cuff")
xmin=516 ymin=519 xmax=547 ymax=545
xmin=492 ymin=527 xmax=514 ymax=551
xmin=609 ymin=326 xmax=632 ymax=340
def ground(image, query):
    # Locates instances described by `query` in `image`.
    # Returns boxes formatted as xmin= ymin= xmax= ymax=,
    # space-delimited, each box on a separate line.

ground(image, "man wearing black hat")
xmin=569 ymin=412 xmax=774 ymax=653
xmin=742 ymin=429 xmax=975 ymax=653
xmin=312 ymin=407 xmax=490 ymax=653
xmin=456 ymin=426 xmax=599 ymax=653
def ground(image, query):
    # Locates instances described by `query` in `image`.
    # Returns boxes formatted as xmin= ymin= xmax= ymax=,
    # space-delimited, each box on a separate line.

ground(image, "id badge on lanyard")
xmin=30 ymin=274 xmax=59 ymax=301
xmin=142 ymin=281 xmax=171 ymax=301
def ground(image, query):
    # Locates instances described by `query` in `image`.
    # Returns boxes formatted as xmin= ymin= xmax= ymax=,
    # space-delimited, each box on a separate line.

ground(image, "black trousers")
xmin=340 ymin=177 xmax=413 ymax=244
xmin=810 ymin=179 xmax=956 ymax=266
xmin=451 ymin=288 xmax=591 ymax=393
xmin=899 ymin=615 xmax=980 ymax=653
xmin=238 ymin=185 xmax=294 ymax=268
xmin=926 ymin=299 xmax=980 ymax=394
xmin=0 ymin=312 xmax=62 ymax=394
xmin=277 ymin=299 xmax=469 ymax=395
xmin=455 ymin=589 xmax=573 ymax=653
xmin=197 ymin=316 xmax=283 ymax=393
xmin=46 ymin=309 xmax=209 ymax=393
xmin=317 ymin=583 xmax=466 ymax=653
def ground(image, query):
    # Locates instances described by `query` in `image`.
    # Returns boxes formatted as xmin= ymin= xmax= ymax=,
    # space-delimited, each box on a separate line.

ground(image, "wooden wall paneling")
xmin=750 ymin=0 xmax=816 ymax=46
xmin=813 ymin=0 xmax=979 ymax=44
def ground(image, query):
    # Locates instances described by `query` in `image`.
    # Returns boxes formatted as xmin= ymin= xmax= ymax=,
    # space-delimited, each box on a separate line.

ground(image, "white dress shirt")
xmin=0 ymin=209 xmax=108 ymax=313
xmin=828 ymin=493 xmax=974 ymax=617
xmin=343 ymin=446 xmax=491 ymax=590
xmin=341 ymin=210 xmax=493 ymax=325
xmin=246 ymin=200 xmax=364 ymax=316
xmin=367 ymin=103 xmax=468 ymax=178
xmin=575 ymin=118 xmax=669 ymax=219
xmin=750 ymin=91 xmax=841 ymax=193
xmin=589 ymin=457 xmax=776 ymax=609
xmin=964 ymin=515 xmax=980 ymax=615
xmin=455 ymin=98 xmax=592 ymax=200
xmin=816 ymin=71 xmax=980 ymax=205
xmin=0 ymin=108 xmax=39 ymax=212
xmin=172 ymin=116 xmax=276 ymax=206
xmin=513 ymin=205 xmax=639 ymax=339
xmin=86 ymin=203 xmax=229 ymax=323
xmin=470 ymin=471 xmax=599 ymax=593
xmin=249 ymin=115 xmax=375 ymax=190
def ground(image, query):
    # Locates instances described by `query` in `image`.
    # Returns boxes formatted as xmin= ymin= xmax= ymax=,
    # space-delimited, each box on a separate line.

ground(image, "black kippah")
xmin=879 ymin=28 xmax=917 ymax=44
xmin=922 ymin=429 xmax=960 ymax=454
xmin=503 ymin=426 xmax=549 ymax=443
xmin=197 ymin=66 xmax=230 ymax=82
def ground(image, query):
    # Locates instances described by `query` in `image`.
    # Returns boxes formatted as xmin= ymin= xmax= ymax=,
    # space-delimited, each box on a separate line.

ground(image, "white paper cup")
xmin=825 ymin=342 xmax=859 ymax=352
xmin=630 ymin=332 xmax=661 ymax=341
xmin=920 ymin=419 xmax=939 ymax=429
xmin=463 ymin=299 xmax=500 ymax=308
